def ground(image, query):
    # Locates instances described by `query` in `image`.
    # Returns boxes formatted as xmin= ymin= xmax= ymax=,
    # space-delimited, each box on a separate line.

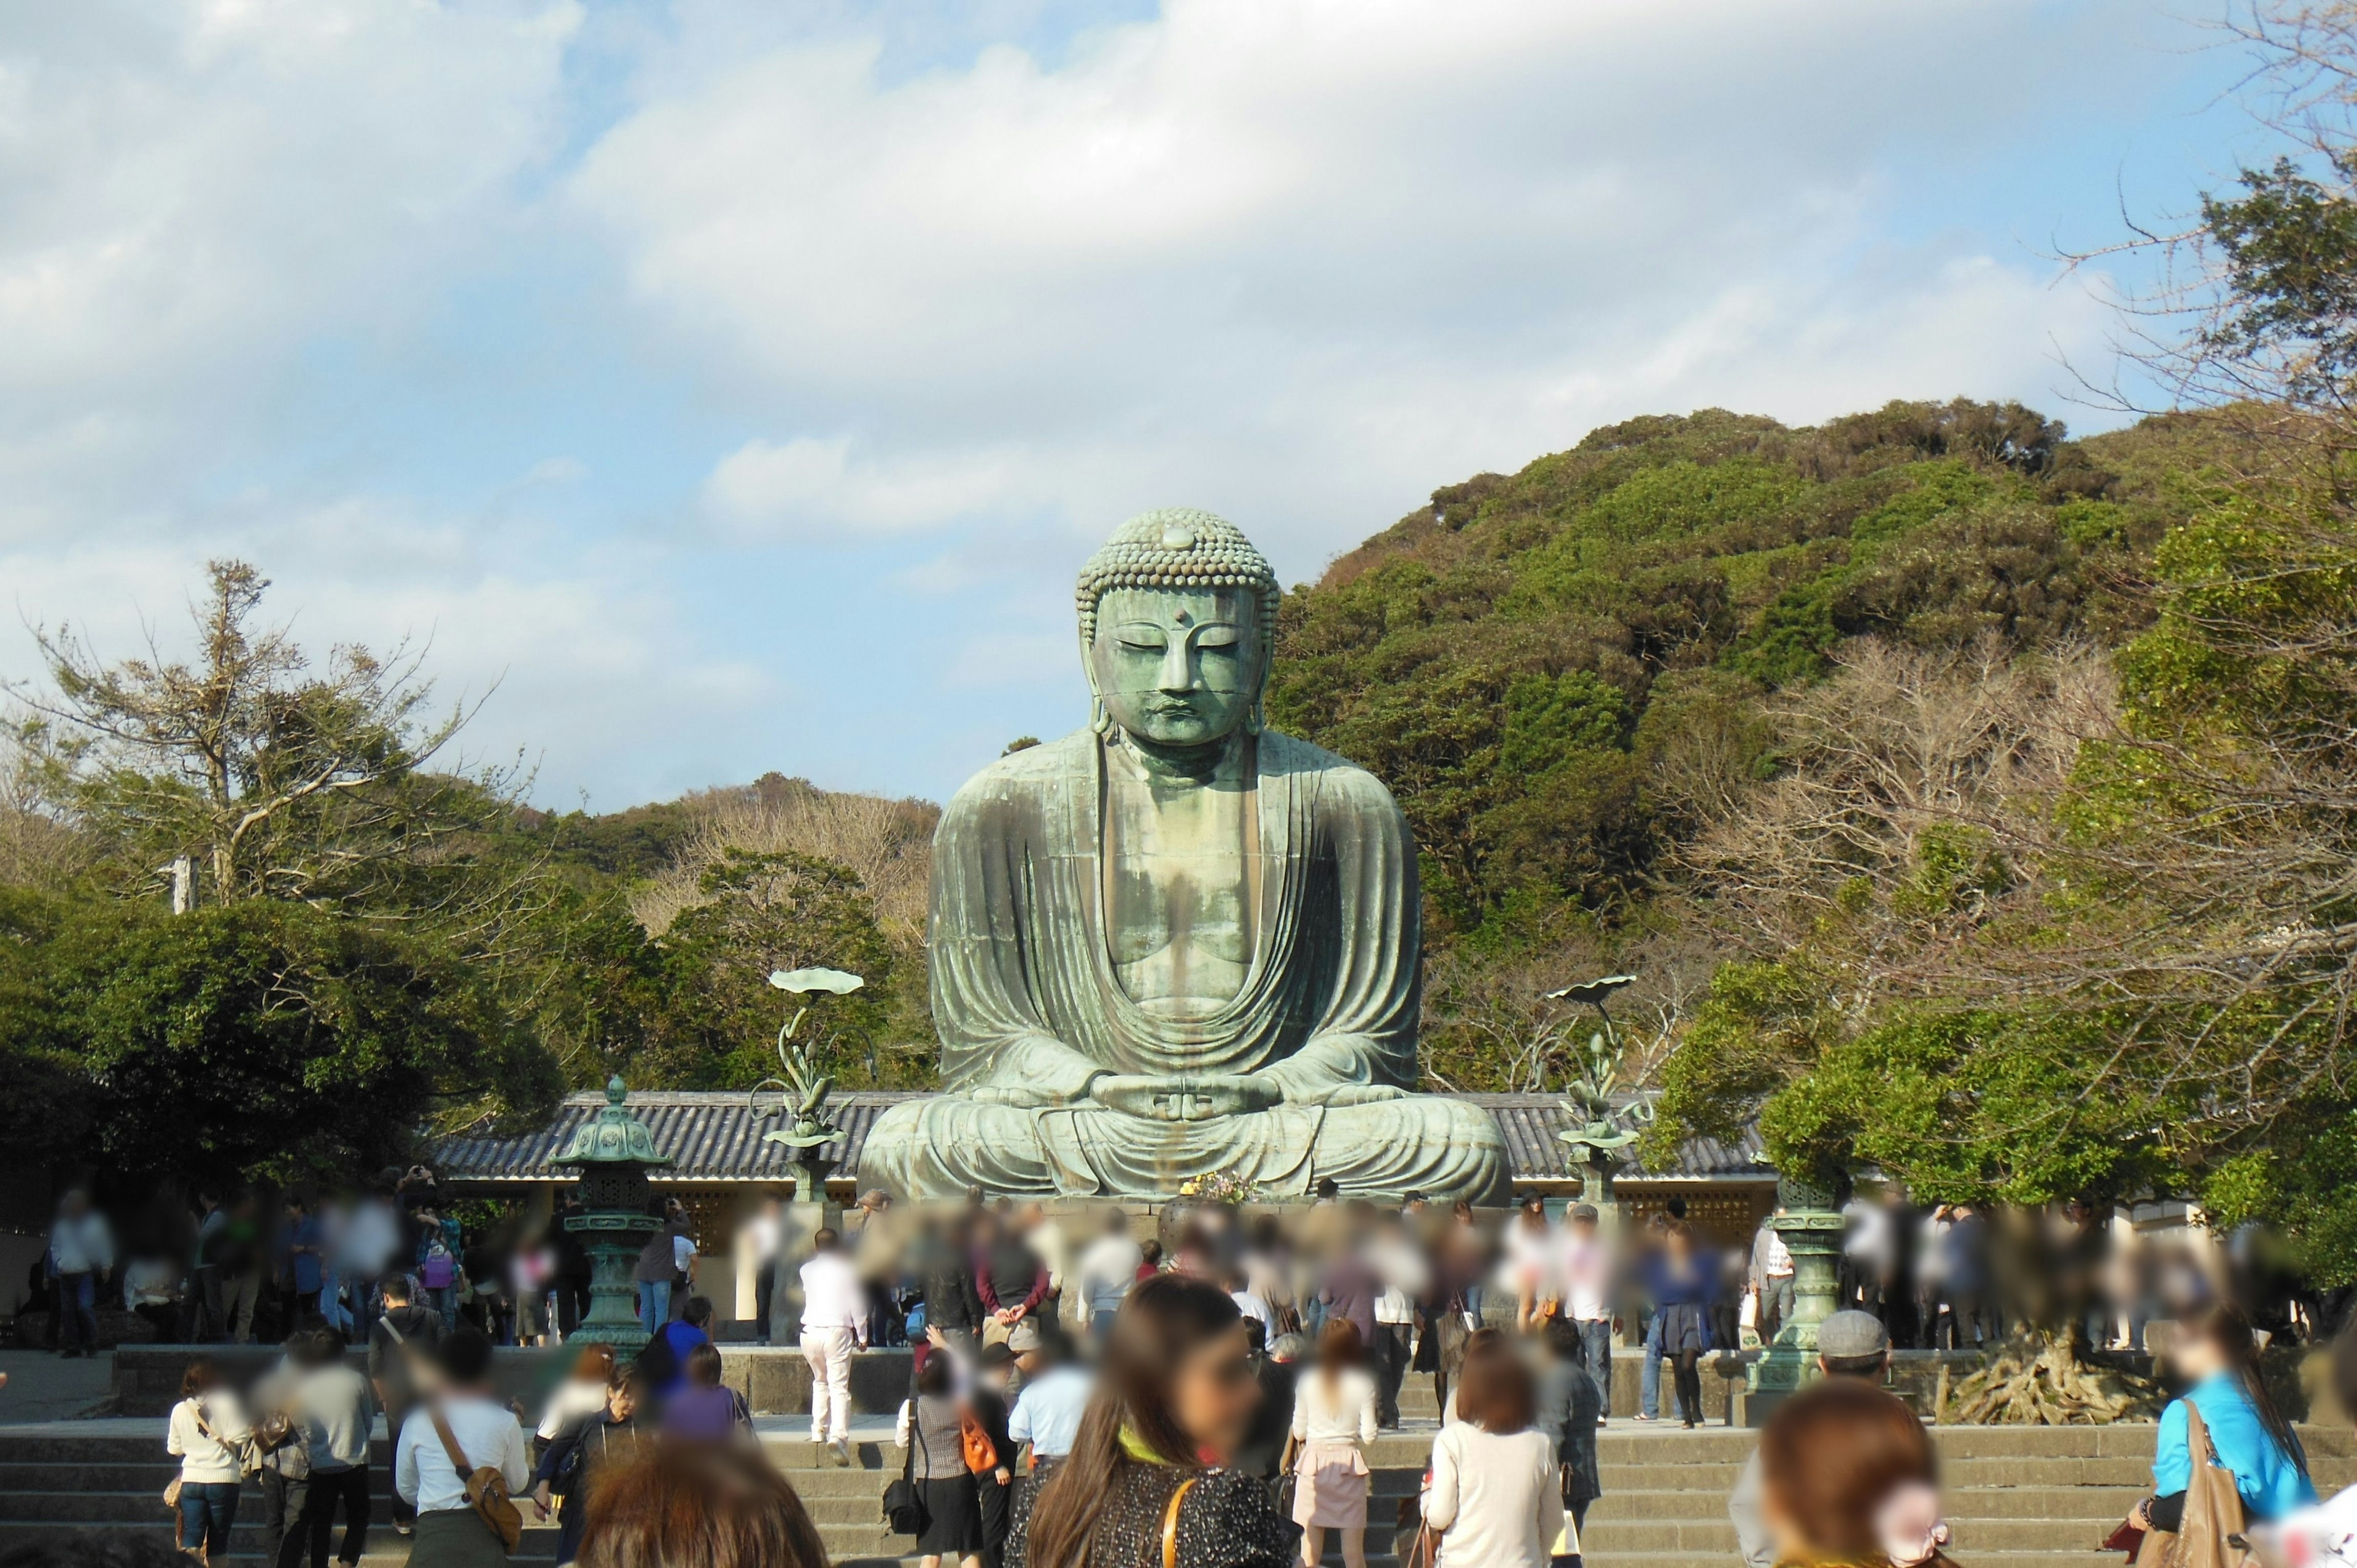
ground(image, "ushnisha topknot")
xmin=1075 ymin=507 xmax=1280 ymax=652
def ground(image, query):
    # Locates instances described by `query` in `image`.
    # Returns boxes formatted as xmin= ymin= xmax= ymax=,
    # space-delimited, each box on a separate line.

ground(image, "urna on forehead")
xmin=1075 ymin=506 xmax=1280 ymax=645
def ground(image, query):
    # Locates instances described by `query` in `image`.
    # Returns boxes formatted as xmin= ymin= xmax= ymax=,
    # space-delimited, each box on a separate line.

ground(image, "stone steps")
xmin=5 ymin=1419 xmax=2343 ymax=1567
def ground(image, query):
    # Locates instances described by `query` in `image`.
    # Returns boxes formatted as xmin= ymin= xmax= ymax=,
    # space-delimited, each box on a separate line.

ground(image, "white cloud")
xmin=0 ymin=0 xmax=2233 ymax=804
xmin=702 ymin=435 xmax=1037 ymax=539
xmin=571 ymin=0 xmax=2139 ymax=579
xmin=0 ymin=0 xmax=581 ymax=539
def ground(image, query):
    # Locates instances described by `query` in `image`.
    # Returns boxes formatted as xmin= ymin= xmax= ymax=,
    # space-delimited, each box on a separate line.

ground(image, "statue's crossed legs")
xmin=858 ymin=1092 xmax=1507 ymax=1203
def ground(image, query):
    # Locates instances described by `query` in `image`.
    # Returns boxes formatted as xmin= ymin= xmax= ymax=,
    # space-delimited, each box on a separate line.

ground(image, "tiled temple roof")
xmin=432 ymin=1090 xmax=1769 ymax=1187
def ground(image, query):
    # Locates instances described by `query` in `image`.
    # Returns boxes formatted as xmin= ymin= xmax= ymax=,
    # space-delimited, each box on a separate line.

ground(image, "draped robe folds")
xmin=856 ymin=728 xmax=1509 ymax=1201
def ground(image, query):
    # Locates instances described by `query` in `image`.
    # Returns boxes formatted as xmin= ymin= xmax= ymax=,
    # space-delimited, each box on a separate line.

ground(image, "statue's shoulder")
xmin=942 ymin=730 xmax=1093 ymax=817
xmin=1258 ymin=729 xmax=1403 ymax=817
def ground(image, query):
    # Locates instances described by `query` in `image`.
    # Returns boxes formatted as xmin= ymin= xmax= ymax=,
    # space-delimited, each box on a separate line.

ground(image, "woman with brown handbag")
xmin=2124 ymin=1302 xmax=2315 ymax=1557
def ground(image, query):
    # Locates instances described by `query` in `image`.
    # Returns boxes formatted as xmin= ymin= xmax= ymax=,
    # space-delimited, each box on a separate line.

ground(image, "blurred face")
xmin=2170 ymin=1332 xmax=2230 ymax=1383
xmin=1168 ymin=1322 xmax=1260 ymax=1462
xmin=1088 ymin=586 xmax=1264 ymax=749
xmin=610 ymin=1386 xmax=637 ymax=1421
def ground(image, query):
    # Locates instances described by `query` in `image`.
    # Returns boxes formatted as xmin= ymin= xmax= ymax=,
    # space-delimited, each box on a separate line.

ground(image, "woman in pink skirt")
xmin=1290 ymin=1319 xmax=1380 ymax=1568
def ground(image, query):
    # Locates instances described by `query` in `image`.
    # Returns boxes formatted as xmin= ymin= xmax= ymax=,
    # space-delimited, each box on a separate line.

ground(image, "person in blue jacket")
xmin=2130 ymin=1301 xmax=2315 ymax=1538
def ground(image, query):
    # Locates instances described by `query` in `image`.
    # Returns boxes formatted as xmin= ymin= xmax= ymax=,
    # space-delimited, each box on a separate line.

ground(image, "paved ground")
xmin=0 ymin=1350 xmax=116 ymax=1424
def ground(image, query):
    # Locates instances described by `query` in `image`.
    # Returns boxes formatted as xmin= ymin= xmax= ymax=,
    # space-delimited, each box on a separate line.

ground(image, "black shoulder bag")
xmin=883 ymin=1405 xmax=927 ymax=1535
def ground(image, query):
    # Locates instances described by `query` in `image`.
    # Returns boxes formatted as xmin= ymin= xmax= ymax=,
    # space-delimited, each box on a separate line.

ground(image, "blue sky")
xmin=0 ymin=0 xmax=2283 ymax=809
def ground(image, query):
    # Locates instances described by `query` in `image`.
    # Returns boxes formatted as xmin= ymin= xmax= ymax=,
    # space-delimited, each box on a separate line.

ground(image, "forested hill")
xmin=1266 ymin=398 xmax=2221 ymax=948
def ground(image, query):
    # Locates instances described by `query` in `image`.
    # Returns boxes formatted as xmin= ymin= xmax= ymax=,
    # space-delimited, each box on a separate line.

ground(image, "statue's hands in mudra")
xmin=1089 ymin=1073 xmax=1283 ymax=1121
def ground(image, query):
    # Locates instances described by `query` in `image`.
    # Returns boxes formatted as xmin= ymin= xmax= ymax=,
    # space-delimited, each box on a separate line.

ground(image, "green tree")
xmin=10 ymin=559 xmax=529 ymax=919
xmin=0 ymin=890 xmax=554 ymax=1188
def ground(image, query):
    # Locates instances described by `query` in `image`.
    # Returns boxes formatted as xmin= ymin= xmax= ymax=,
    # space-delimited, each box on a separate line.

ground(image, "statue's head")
xmin=1077 ymin=508 xmax=1279 ymax=749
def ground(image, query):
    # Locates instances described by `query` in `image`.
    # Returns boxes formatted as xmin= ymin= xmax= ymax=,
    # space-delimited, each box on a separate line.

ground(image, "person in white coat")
xmin=168 ymin=1358 xmax=250 ymax=1566
xmin=800 ymin=1226 xmax=869 ymax=1466
xmin=1424 ymin=1340 xmax=1566 ymax=1568
xmin=1290 ymin=1319 xmax=1381 ymax=1568
xmin=46 ymin=1189 xmax=114 ymax=1359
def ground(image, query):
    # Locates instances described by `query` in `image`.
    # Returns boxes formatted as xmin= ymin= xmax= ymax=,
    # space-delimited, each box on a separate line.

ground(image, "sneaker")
xmin=830 ymin=1438 xmax=854 ymax=1468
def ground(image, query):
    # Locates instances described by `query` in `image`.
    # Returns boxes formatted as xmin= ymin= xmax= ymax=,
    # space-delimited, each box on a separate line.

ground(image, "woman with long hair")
xmin=577 ymin=1440 xmax=828 ymax=1568
xmin=1290 ymin=1319 xmax=1379 ymax=1568
xmin=1759 ymin=1379 xmax=1953 ymax=1568
xmin=1423 ymin=1338 xmax=1565 ymax=1568
xmin=2128 ymin=1301 xmax=2315 ymax=1537
xmin=1024 ymin=1273 xmax=1293 ymax=1568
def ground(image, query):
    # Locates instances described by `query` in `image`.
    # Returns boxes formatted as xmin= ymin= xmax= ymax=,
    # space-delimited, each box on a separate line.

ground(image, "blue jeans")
xmin=1465 ymin=1285 xmax=1485 ymax=1324
xmin=638 ymin=1280 xmax=670 ymax=1335
xmin=1576 ymin=1318 xmax=1614 ymax=1413
xmin=177 ymin=1480 xmax=240 ymax=1553
xmin=1641 ymin=1311 xmax=1663 ymax=1419
xmin=53 ymin=1272 xmax=96 ymax=1353
xmin=427 ymin=1284 xmax=456 ymax=1327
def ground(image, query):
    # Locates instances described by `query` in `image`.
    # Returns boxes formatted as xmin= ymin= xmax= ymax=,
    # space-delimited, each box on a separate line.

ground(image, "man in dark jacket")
xmin=366 ymin=1276 xmax=443 ymax=1536
xmin=1234 ymin=1325 xmax=1300 ymax=1485
xmin=919 ymin=1216 xmax=985 ymax=1359
xmin=1535 ymin=1316 xmax=1603 ymax=1541
xmin=976 ymin=1213 xmax=1050 ymax=1351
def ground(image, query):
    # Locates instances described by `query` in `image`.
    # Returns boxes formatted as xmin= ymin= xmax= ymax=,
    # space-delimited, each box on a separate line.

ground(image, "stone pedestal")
xmin=767 ymin=1154 xmax=843 ymax=1348
xmin=1744 ymin=1174 xmax=1846 ymax=1420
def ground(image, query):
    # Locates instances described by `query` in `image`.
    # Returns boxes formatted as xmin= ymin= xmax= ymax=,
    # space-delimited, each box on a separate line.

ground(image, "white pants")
xmin=803 ymin=1326 xmax=857 ymax=1441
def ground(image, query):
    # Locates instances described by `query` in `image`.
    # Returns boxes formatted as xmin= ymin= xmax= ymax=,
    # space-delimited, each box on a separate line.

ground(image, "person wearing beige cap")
xmin=1728 ymin=1310 xmax=1892 ymax=1568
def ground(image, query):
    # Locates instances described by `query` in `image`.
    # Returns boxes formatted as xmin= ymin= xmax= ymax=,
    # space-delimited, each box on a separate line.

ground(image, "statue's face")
xmin=1088 ymin=585 xmax=1265 ymax=747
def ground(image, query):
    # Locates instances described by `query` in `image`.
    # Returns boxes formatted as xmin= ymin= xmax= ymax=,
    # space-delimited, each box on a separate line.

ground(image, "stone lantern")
xmin=1745 ymin=1170 xmax=1848 ymax=1415
xmin=557 ymin=1076 xmax=674 ymax=1356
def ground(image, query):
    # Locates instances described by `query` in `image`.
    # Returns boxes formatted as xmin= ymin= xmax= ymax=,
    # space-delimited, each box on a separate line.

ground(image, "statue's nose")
xmin=1157 ymin=639 xmax=1196 ymax=691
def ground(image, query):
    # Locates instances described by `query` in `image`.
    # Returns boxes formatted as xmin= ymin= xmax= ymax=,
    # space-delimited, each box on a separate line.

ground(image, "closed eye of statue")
xmin=1194 ymin=625 xmax=1240 ymax=650
xmin=1114 ymin=623 xmax=1169 ymax=652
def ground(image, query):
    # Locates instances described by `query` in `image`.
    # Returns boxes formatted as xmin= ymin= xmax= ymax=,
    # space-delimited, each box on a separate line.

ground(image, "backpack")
xmin=420 ymin=1246 xmax=455 ymax=1290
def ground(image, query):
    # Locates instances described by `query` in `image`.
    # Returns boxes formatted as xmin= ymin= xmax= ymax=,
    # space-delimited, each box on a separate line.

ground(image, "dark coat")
xmin=1535 ymin=1360 xmax=1603 ymax=1506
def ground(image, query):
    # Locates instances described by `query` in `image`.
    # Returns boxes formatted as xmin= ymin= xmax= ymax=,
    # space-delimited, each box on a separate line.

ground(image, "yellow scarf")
xmin=1119 ymin=1424 xmax=1174 ymax=1465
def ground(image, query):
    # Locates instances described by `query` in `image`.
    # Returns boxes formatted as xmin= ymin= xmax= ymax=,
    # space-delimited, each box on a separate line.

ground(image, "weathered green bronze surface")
xmin=858 ymin=508 xmax=1507 ymax=1202
xmin=560 ymin=1076 xmax=670 ymax=1355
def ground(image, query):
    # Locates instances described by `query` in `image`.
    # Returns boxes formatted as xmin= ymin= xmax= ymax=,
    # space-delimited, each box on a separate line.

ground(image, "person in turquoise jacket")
xmin=2132 ymin=1302 xmax=2316 ymax=1535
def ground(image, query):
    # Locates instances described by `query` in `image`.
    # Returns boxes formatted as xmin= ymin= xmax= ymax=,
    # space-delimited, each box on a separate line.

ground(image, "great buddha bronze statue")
xmin=857 ymin=508 xmax=1509 ymax=1202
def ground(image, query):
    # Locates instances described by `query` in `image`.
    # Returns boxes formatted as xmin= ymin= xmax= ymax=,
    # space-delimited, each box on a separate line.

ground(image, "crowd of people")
xmin=51 ymin=1171 xmax=2351 ymax=1567
xmin=36 ymin=1166 xmax=627 ymax=1359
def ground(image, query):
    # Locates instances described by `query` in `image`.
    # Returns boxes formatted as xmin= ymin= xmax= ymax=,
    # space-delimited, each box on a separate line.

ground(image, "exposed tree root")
xmin=1948 ymin=1329 xmax=2161 ymax=1425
